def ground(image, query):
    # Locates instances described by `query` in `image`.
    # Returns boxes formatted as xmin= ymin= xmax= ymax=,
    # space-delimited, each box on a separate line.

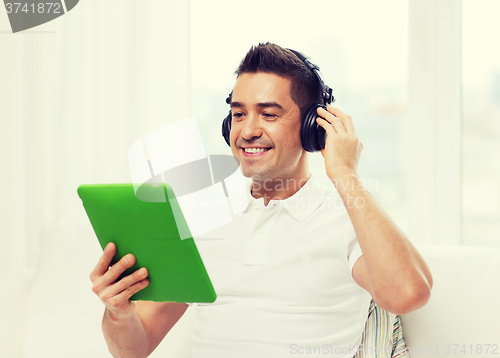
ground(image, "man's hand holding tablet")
xmin=90 ymin=242 xmax=149 ymax=319
xmin=90 ymin=241 xmax=188 ymax=358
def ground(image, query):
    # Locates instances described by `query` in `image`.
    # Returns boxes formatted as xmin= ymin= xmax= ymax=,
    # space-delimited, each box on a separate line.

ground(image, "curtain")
xmin=0 ymin=0 xmax=191 ymax=274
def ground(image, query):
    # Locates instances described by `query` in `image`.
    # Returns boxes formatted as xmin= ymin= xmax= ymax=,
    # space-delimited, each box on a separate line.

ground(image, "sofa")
xmin=2 ymin=218 xmax=499 ymax=358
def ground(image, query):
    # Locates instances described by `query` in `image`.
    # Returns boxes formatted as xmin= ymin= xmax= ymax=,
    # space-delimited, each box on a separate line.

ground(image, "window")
xmin=462 ymin=0 xmax=500 ymax=247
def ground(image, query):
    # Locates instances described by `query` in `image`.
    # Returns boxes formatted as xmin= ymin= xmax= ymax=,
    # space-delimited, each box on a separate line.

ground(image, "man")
xmin=90 ymin=43 xmax=433 ymax=358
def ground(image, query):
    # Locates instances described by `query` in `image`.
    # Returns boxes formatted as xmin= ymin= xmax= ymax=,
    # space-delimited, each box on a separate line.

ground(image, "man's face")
xmin=229 ymin=72 xmax=307 ymax=182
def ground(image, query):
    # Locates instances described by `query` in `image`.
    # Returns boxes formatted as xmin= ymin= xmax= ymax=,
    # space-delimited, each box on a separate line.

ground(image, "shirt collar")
xmin=281 ymin=173 xmax=328 ymax=222
xmin=243 ymin=173 xmax=329 ymax=222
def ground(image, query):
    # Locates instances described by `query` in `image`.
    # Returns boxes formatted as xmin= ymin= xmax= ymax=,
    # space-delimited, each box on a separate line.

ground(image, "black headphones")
xmin=221 ymin=48 xmax=334 ymax=152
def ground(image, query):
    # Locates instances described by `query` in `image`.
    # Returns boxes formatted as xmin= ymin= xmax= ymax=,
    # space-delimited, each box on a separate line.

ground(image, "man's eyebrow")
xmin=229 ymin=101 xmax=284 ymax=110
xmin=256 ymin=102 xmax=284 ymax=110
xmin=230 ymin=101 xmax=244 ymax=108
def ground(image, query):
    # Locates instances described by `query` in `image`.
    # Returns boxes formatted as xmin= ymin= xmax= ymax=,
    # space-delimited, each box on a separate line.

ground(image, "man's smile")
xmin=241 ymin=147 xmax=272 ymax=157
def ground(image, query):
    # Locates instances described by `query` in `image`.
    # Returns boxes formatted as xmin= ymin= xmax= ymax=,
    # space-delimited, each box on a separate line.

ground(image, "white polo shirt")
xmin=191 ymin=173 xmax=371 ymax=358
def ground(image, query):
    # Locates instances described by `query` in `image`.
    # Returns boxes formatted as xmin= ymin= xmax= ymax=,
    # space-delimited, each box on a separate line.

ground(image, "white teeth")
xmin=244 ymin=148 xmax=270 ymax=153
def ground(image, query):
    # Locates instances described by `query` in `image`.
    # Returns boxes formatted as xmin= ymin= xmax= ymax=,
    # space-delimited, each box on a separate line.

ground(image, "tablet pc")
xmin=77 ymin=183 xmax=216 ymax=303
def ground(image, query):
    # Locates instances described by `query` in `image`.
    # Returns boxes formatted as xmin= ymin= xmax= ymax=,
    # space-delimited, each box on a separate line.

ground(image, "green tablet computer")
xmin=77 ymin=182 xmax=216 ymax=303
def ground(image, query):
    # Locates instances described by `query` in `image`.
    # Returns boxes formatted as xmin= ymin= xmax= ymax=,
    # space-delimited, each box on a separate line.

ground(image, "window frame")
xmin=405 ymin=0 xmax=462 ymax=245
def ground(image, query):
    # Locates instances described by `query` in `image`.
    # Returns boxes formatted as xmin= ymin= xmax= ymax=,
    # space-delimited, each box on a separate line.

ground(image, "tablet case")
xmin=77 ymin=183 xmax=217 ymax=303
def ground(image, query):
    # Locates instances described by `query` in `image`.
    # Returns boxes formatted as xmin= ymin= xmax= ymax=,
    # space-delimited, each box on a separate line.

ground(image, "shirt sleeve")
xmin=347 ymin=225 xmax=363 ymax=278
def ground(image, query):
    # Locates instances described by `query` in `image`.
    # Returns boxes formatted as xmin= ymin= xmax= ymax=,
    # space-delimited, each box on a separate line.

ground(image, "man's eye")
xmin=232 ymin=112 xmax=244 ymax=119
xmin=263 ymin=113 xmax=277 ymax=119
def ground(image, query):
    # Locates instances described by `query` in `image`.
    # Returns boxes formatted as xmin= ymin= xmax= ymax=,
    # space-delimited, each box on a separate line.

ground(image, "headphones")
xmin=221 ymin=48 xmax=335 ymax=152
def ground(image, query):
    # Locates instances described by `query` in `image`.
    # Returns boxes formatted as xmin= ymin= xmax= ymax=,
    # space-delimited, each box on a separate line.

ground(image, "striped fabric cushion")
xmin=354 ymin=300 xmax=410 ymax=358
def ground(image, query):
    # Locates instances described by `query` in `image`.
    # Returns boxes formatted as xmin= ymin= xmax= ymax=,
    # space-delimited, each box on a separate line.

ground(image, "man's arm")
xmin=316 ymin=105 xmax=433 ymax=315
xmin=91 ymin=242 xmax=188 ymax=358
xmin=102 ymin=301 xmax=188 ymax=358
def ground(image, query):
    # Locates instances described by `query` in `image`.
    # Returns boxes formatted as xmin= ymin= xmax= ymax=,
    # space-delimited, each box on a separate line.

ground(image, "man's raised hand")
xmin=316 ymin=105 xmax=363 ymax=182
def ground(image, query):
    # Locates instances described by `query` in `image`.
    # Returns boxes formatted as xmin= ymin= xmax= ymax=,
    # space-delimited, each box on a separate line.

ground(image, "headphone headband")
xmin=225 ymin=48 xmax=334 ymax=107
xmin=286 ymin=48 xmax=334 ymax=106
xmin=222 ymin=47 xmax=334 ymax=152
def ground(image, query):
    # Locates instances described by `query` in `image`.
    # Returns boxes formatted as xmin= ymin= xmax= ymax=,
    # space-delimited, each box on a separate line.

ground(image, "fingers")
xmin=102 ymin=277 xmax=149 ymax=318
xmin=90 ymin=242 xmax=116 ymax=281
xmin=92 ymin=252 xmax=138 ymax=294
xmin=317 ymin=107 xmax=345 ymax=134
xmin=90 ymin=242 xmax=148 ymax=296
xmin=90 ymin=244 xmax=150 ymax=315
xmin=317 ymin=105 xmax=355 ymax=134
xmin=105 ymin=253 xmax=137 ymax=285
xmin=98 ymin=267 xmax=150 ymax=303
xmin=107 ymin=276 xmax=150 ymax=308
xmin=94 ymin=268 xmax=149 ymax=316
xmin=90 ymin=242 xmax=136 ymax=285
xmin=316 ymin=117 xmax=337 ymax=142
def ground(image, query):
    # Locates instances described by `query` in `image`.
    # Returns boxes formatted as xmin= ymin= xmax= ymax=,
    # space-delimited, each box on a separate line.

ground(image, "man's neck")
xmin=250 ymin=172 xmax=311 ymax=206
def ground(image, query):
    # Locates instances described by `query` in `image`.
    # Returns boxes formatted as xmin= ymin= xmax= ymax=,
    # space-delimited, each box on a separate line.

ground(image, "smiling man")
xmin=91 ymin=43 xmax=433 ymax=358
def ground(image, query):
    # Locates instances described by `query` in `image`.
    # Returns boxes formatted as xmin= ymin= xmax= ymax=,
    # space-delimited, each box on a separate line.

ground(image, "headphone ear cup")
xmin=301 ymin=104 xmax=326 ymax=152
xmin=222 ymin=111 xmax=232 ymax=146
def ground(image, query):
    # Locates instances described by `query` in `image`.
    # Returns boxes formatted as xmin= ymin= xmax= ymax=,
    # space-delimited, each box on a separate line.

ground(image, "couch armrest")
xmin=401 ymin=245 xmax=500 ymax=357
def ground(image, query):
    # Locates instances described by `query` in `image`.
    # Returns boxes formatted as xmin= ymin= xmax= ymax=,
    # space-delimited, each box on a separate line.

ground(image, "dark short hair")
xmin=235 ymin=42 xmax=323 ymax=119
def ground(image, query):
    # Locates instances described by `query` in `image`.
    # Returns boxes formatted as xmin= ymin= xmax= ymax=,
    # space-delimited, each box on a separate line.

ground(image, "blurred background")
xmin=1 ymin=0 xmax=499 ymax=276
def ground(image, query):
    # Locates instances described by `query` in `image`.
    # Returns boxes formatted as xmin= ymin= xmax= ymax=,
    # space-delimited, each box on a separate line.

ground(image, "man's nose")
xmin=240 ymin=113 xmax=263 ymax=140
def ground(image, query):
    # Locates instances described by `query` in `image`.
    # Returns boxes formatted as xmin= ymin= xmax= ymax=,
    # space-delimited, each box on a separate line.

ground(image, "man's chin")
xmin=238 ymin=166 xmax=265 ymax=180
